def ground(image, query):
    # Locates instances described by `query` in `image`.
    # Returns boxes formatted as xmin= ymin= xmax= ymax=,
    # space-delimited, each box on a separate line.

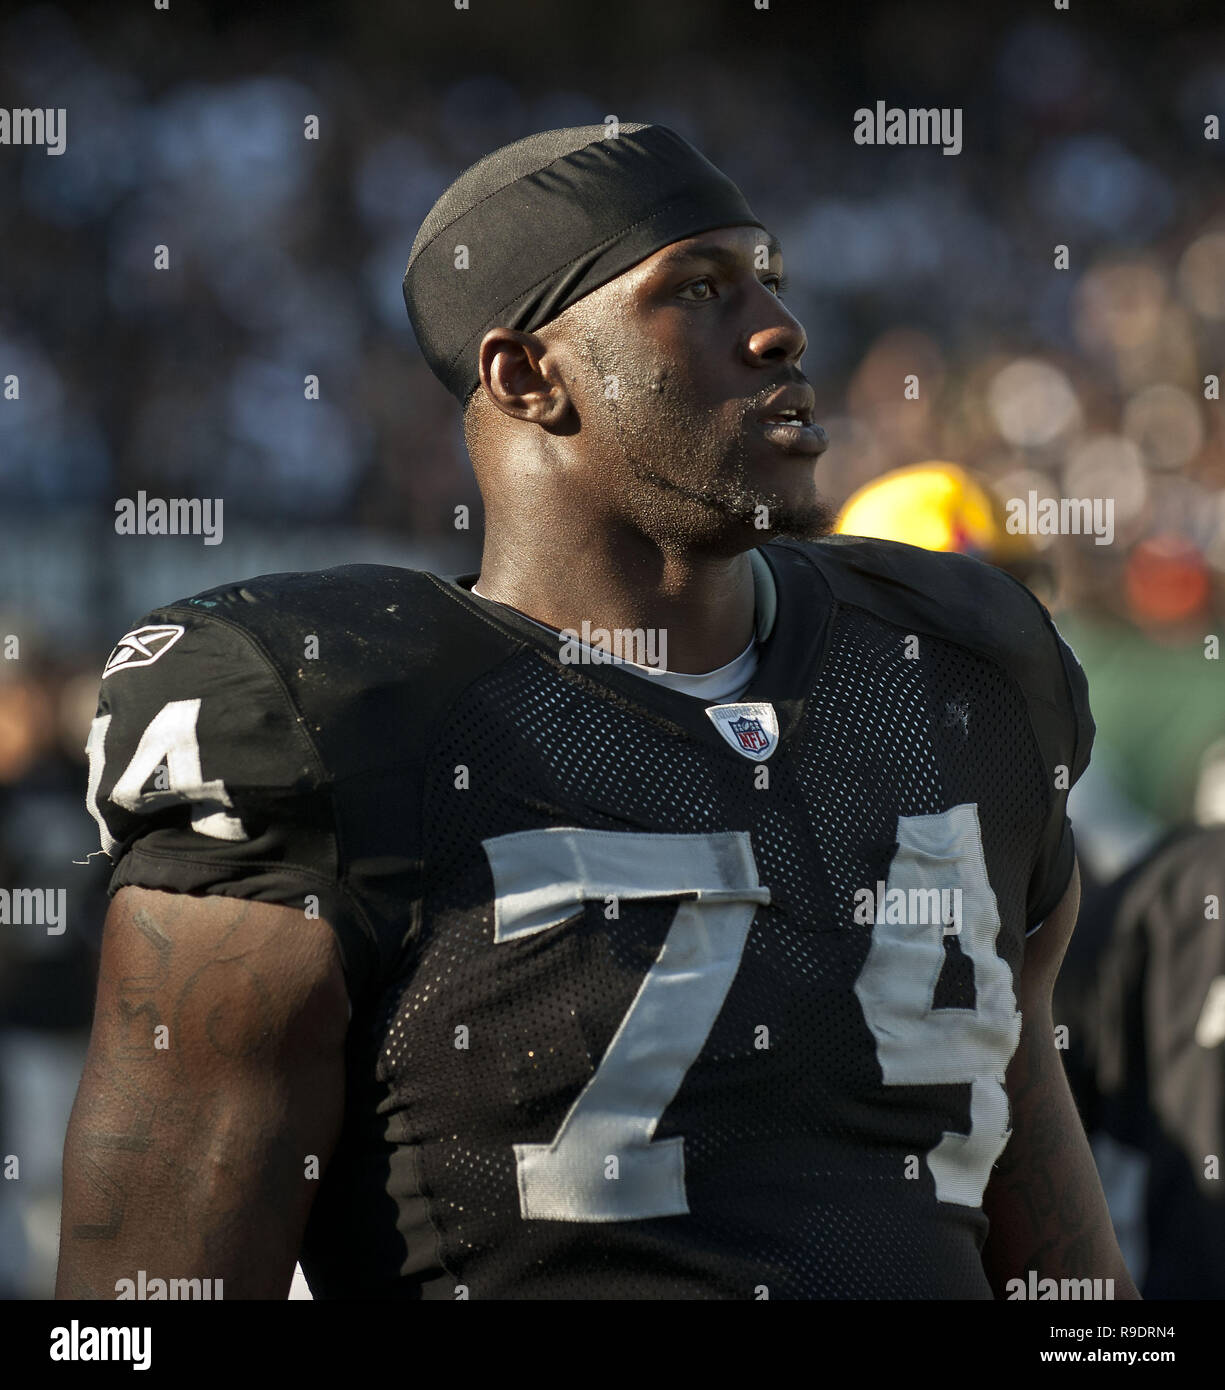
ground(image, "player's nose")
xmin=742 ymin=300 xmax=807 ymax=369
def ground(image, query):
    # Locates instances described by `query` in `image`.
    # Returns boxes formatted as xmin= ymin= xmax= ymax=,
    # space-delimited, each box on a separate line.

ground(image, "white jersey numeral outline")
xmin=86 ymin=699 xmax=247 ymax=849
xmin=484 ymin=827 xmax=769 ymax=1222
xmin=485 ymin=805 xmax=1020 ymax=1222
xmin=854 ymin=803 xmax=1021 ymax=1205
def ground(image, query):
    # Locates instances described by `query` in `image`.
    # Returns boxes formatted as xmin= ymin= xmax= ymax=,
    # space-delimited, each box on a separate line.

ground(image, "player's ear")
xmin=476 ymin=327 xmax=571 ymax=429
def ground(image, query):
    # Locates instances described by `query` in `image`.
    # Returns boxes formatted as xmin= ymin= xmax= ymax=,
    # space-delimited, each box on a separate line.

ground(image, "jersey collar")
xmin=435 ymin=543 xmax=831 ymax=759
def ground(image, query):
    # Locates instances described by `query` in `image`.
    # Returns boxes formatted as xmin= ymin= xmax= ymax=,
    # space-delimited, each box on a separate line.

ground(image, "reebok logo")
xmin=103 ymin=624 xmax=185 ymax=678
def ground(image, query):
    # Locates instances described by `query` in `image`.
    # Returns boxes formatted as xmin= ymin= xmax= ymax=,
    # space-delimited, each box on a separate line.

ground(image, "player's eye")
xmin=677 ymin=276 xmax=718 ymax=301
xmin=676 ymin=273 xmax=789 ymax=301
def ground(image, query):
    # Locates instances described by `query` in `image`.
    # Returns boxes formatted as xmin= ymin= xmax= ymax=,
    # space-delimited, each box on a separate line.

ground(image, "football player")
xmin=1076 ymin=738 xmax=1225 ymax=1298
xmin=57 ymin=122 xmax=1137 ymax=1299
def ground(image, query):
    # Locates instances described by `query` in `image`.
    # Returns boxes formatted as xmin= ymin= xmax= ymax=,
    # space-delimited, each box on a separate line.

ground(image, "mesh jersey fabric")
xmin=468 ymin=546 xmax=777 ymax=704
xmin=88 ymin=536 xmax=1093 ymax=1299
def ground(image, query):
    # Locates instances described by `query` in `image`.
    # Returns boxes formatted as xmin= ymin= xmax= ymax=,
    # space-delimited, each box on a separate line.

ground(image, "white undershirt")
xmin=470 ymin=551 xmax=776 ymax=705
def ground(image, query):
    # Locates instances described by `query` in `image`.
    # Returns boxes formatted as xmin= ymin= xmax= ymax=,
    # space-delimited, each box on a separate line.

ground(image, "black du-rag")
xmin=402 ymin=122 xmax=765 ymax=403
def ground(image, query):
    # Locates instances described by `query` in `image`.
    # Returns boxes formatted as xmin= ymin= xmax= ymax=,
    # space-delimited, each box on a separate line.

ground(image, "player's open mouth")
xmin=757 ymin=413 xmax=828 ymax=456
xmin=755 ymin=385 xmax=827 ymax=456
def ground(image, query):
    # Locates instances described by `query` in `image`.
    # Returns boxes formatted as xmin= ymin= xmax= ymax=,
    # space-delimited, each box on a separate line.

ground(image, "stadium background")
xmin=1 ymin=0 xmax=1223 ymax=1297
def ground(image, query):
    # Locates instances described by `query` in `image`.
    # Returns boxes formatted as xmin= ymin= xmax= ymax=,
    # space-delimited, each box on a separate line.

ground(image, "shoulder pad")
xmin=773 ymin=535 xmax=1094 ymax=928
xmin=90 ymin=594 xmax=326 ymax=856
xmin=777 ymin=536 xmax=1088 ymax=753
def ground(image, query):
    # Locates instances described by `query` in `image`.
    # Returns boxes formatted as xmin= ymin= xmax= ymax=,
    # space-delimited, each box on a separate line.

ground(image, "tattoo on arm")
xmin=60 ymin=892 xmax=343 ymax=1296
xmin=67 ymin=900 xmax=263 ymax=1243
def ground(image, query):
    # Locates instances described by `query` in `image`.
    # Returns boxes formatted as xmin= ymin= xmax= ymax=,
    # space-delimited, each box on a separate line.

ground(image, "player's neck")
xmin=473 ymin=536 xmax=758 ymax=675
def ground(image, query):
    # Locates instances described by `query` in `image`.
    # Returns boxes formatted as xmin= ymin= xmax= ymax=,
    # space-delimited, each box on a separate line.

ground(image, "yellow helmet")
xmin=836 ymin=462 xmax=1033 ymax=566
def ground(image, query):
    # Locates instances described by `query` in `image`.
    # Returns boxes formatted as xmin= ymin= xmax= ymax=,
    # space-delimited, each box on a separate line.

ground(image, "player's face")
xmin=553 ymin=225 xmax=835 ymax=550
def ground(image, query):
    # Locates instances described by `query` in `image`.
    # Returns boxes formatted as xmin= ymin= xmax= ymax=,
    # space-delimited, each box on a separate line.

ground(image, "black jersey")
xmin=1086 ymin=824 xmax=1225 ymax=1298
xmin=86 ymin=536 xmax=1093 ymax=1299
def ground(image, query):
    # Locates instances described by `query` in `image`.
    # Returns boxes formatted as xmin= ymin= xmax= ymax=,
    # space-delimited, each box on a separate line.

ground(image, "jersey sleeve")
xmin=1020 ymin=603 xmax=1096 ymax=933
xmin=86 ymin=605 xmax=376 ymax=999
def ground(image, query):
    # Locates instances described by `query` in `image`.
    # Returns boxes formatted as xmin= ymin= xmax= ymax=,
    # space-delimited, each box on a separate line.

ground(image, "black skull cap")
xmin=403 ymin=122 xmax=764 ymax=403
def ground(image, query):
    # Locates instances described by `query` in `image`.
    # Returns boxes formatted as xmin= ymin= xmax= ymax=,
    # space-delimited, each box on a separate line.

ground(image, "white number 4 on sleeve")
xmin=86 ymin=699 xmax=247 ymax=854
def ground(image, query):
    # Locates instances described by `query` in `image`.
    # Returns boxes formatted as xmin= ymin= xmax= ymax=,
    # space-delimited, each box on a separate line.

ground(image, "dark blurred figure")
xmin=0 ymin=654 xmax=109 ymax=1297
xmin=1064 ymin=745 xmax=1225 ymax=1298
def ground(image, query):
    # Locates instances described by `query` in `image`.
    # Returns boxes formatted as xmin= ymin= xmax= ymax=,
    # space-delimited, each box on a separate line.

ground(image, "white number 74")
xmin=484 ymin=806 xmax=1020 ymax=1224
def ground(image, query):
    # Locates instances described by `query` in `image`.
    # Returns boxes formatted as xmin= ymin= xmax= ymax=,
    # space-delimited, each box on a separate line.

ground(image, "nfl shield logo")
xmin=705 ymin=702 xmax=780 ymax=762
xmin=729 ymin=716 xmax=769 ymax=753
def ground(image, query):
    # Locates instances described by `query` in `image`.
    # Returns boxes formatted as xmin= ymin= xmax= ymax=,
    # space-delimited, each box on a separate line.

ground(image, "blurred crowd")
xmin=0 ymin=0 xmax=1223 ymax=1296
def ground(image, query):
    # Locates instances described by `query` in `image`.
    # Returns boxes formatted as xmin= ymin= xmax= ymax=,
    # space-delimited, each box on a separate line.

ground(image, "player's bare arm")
xmin=56 ymin=887 xmax=348 ymax=1300
xmin=981 ymin=857 xmax=1140 ymax=1299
